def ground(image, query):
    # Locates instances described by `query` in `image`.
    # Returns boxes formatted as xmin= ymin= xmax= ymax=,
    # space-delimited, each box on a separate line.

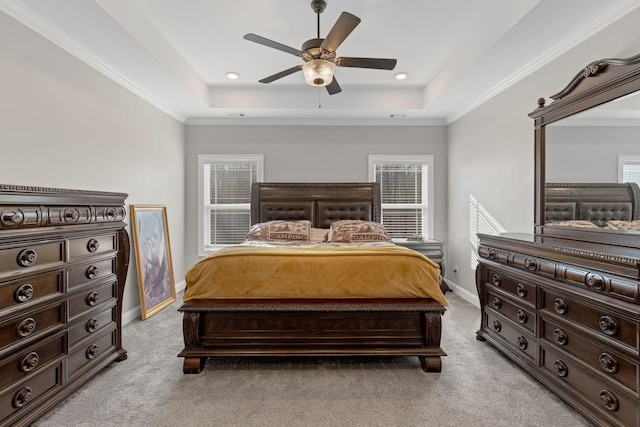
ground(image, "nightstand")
xmin=394 ymin=238 xmax=445 ymax=275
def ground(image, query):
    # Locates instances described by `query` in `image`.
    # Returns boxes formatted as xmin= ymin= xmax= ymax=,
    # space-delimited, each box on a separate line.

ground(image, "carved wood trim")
xmin=179 ymin=301 xmax=445 ymax=313
xmin=550 ymin=53 xmax=640 ymax=101
xmin=0 ymin=184 xmax=127 ymax=198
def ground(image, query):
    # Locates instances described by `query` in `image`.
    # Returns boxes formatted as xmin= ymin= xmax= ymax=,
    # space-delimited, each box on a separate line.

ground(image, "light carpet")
xmin=34 ymin=292 xmax=592 ymax=427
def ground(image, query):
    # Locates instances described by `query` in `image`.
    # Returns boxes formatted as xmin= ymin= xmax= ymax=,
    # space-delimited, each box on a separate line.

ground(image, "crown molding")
xmin=0 ymin=0 xmax=186 ymax=123
xmin=446 ymin=0 xmax=640 ymax=124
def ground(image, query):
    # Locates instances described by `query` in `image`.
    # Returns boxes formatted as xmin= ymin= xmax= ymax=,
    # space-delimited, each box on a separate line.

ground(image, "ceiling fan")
xmin=243 ymin=0 xmax=397 ymax=95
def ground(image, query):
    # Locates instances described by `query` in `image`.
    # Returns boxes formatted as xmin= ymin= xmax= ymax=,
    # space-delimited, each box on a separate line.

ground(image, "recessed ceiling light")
xmin=226 ymin=72 xmax=239 ymax=80
xmin=394 ymin=72 xmax=408 ymax=80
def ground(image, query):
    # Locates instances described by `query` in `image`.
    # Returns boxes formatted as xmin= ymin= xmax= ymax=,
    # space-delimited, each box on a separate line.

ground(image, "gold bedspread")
xmin=183 ymin=244 xmax=447 ymax=305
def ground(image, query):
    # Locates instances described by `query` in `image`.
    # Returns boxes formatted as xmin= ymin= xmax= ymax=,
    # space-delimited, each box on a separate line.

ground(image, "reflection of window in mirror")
xmin=618 ymin=155 xmax=640 ymax=185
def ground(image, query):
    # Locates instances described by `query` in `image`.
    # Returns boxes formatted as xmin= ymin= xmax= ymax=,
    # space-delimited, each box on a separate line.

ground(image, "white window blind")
xmin=622 ymin=156 xmax=640 ymax=184
xmin=198 ymin=155 xmax=263 ymax=254
xmin=368 ymin=155 xmax=434 ymax=239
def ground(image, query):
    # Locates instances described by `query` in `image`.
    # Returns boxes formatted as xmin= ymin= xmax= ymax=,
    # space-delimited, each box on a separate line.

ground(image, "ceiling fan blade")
xmin=320 ymin=12 xmax=361 ymax=52
xmin=326 ymin=77 xmax=342 ymax=95
xmin=243 ymin=33 xmax=304 ymax=57
xmin=335 ymin=57 xmax=397 ymax=70
xmin=258 ymin=65 xmax=303 ymax=83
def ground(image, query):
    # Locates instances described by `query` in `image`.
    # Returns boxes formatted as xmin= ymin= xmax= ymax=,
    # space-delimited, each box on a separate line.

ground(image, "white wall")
xmin=0 ymin=10 xmax=187 ymax=322
xmin=446 ymin=6 xmax=640 ymax=301
xmin=547 ymin=125 xmax=640 ymax=182
xmin=185 ymin=125 xmax=447 ymax=267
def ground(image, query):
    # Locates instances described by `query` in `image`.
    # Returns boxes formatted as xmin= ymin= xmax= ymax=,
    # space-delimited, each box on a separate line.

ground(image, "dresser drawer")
xmin=0 ymin=300 xmax=65 ymax=356
xmin=0 ymin=330 xmax=66 ymax=391
xmin=541 ymin=289 xmax=639 ymax=351
xmin=66 ymin=327 xmax=116 ymax=380
xmin=541 ymin=347 xmax=639 ymax=427
xmin=67 ymin=281 xmax=117 ymax=320
xmin=0 ymin=270 xmax=64 ymax=315
xmin=486 ymin=290 xmax=535 ymax=334
xmin=68 ymin=233 xmax=116 ymax=260
xmin=68 ymin=304 xmax=116 ymax=346
xmin=0 ymin=241 xmax=64 ymax=276
xmin=67 ymin=257 xmax=116 ymax=291
xmin=484 ymin=311 xmax=536 ymax=361
xmin=541 ymin=318 xmax=638 ymax=394
xmin=0 ymin=361 xmax=63 ymax=426
xmin=485 ymin=268 xmax=536 ymax=306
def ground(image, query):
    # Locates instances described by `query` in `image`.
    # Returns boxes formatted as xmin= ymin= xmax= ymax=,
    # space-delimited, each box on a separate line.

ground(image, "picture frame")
xmin=130 ymin=205 xmax=176 ymax=320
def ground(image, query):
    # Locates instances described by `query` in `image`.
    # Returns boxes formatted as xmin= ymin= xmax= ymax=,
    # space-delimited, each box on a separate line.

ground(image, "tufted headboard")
xmin=251 ymin=182 xmax=381 ymax=228
xmin=545 ymin=182 xmax=640 ymax=226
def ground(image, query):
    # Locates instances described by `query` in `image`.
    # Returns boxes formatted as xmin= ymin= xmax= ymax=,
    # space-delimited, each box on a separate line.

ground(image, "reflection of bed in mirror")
xmin=545 ymin=182 xmax=640 ymax=230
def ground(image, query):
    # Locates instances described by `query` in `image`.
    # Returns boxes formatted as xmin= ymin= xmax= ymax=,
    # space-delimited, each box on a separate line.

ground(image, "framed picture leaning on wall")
xmin=130 ymin=205 xmax=176 ymax=320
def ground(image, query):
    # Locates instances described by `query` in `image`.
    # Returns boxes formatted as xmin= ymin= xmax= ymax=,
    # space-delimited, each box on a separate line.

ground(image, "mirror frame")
xmin=528 ymin=52 xmax=640 ymax=248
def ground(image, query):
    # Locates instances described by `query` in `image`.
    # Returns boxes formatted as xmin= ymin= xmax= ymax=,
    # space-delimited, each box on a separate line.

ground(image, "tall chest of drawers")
xmin=476 ymin=233 xmax=640 ymax=427
xmin=0 ymin=185 xmax=129 ymax=427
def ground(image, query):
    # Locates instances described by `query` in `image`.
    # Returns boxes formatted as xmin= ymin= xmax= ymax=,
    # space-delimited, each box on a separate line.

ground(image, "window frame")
xmin=198 ymin=154 xmax=264 ymax=256
xmin=368 ymin=154 xmax=435 ymax=240
xmin=618 ymin=154 xmax=640 ymax=184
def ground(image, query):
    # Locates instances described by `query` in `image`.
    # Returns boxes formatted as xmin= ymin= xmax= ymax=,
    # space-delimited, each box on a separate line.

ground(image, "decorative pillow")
xmin=245 ymin=220 xmax=311 ymax=242
xmin=605 ymin=220 xmax=640 ymax=231
xmin=309 ymin=227 xmax=329 ymax=243
xmin=328 ymin=220 xmax=391 ymax=243
xmin=547 ymin=220 xmax=600 ymax=228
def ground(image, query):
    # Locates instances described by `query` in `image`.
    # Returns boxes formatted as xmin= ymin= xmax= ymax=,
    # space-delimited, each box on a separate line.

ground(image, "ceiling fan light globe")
xmin=303 ymin=59 xmax=335 ymax=87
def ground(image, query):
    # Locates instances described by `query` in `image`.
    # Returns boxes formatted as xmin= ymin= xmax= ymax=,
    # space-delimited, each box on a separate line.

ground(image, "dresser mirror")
xmin=529 ymin=52 xmax=640 ymax=252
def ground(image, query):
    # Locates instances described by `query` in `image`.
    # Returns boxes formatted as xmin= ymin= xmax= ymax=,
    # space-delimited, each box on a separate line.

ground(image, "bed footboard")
xmin=178 ymin=298 xmax=446 ymax=374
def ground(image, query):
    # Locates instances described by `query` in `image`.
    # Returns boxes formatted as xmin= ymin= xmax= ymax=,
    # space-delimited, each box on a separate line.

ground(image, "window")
xmin=198 ymin=154 xmax=263 ymax=255
xmin=619 ymin=155 xmax=640 ymax=185
xmin=368 ymin=155 xmax=434 ymax=239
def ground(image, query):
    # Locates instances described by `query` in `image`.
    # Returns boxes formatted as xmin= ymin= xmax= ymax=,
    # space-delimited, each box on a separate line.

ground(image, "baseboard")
xmin=122 ymin=279 xmax=186 ymax=326
xmin=445 ymin=280 xmax=480 ymax=309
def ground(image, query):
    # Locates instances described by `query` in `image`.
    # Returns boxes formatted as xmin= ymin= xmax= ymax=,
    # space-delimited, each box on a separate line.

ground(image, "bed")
xmin=545 ymin=182 xmax=640 ymax=230
xmin=178 ymin=182 xmax=447 ymax=374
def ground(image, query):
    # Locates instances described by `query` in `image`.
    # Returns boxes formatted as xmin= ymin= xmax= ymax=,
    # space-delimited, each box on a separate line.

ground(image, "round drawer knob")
xmin=491 ymin=274 xmax=501 ymax=286
xmin=17 ymin=317 xmax=36 ymax=337
xmin=86 ymin=344 xmax=99 ymax=360
xmin=487 ymin=249 xmax=496 ymax=259
xmin=492 ymin=320 xmax=502 ymax=332
xmin=492 ymin=296 xmax=501 ymax=310
xmin=599 ymin=390 xmax=619 ymax=412
xmin=599 ymin=353 xmax=619 ymax=374
xmin=516 ymin=309 xmax=528 ymax=324
xmin=20 ymin=352 xmax=40 ymax=373
xmin=553 ymin=298 xmax=568 ymax=315
xmin=554 ymin=360 xmax=568 ymax=377
xmin=105 ymin=208 xmax=117 ymax=220
xmin=586 ymin=273 xmax=606 ymax=291
xmin=524 ymin=258 xmax=537 ymax=270
xmin=65 ymin=209 xmax=80 ymax=221
xmin=15 ymin=283 xmax=34 ymax=303
xmin=516 ymin=336 xmax=528 ymax=350
xmin=17 ymin=249 xmax=37 ymax=267
xmin=87 ymin=239 xmax=100 ymax=253
xmin=2 ymin=210 xmax=22 ymax=225
xmin=599 ymin=315 xmax=618 ymax=336
xmin=553 ymin=329 xmax=568 ymax=346
xmin=86 ymin=318 xmax=99 ymax=333
xmin=86 ymin=265 xmax=99 ymax=279
xmin=516 ymin=283 xmax=527 ymax=298
xmin=86 ymin=291 xmax=100 ymax=306
xmin=12 ymin=387 xmax=32 ymax=408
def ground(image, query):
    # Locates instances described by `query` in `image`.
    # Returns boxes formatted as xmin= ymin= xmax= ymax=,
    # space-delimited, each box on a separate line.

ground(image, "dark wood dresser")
xmin=476 ymin=233 xmax=639 ymax=427
xmin=475 ymin=52 xmax=640 ymax=426
xmin=0 ymin=184 xmax=129 ymax=427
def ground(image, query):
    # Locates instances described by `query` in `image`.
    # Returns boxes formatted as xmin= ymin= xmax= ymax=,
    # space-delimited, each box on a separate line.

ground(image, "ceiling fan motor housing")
xmin=310 ymin=0 xmax=327 ymax=14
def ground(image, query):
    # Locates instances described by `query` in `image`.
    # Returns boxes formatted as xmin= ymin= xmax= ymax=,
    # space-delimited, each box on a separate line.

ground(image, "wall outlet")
xmin=453 ymin=265 xmax=459 ymax=274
